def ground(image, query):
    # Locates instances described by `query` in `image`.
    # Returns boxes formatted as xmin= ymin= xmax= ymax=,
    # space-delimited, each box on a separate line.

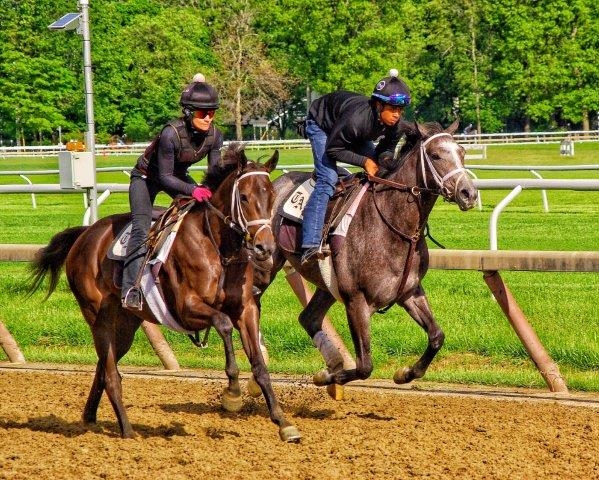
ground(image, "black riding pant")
xmin=121 ymin=171 xmax=160 ymax=298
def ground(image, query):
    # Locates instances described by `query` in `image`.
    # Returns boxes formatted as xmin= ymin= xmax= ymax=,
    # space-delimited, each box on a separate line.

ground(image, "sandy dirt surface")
xmin=0 ymin=364 xmax=598 ymax=480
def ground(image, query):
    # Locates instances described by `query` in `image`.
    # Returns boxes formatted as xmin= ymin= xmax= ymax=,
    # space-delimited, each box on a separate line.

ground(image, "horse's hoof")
xmin=121 ymin=429 xmax=137 ymax=439
xmin=326 ymin=383 xmax=345 ymax=401
xmin=221 ymin=388 xmax=243 ymax=413
xmin=393 ymin=366 xmax=413 ymax=384
xmin=246 ymin=375 xmax=262 ymax=398
xmin=313 ymin=369 xmax=331 ymax=386
xmin=279 ymin=425 xmax=301 ymax=443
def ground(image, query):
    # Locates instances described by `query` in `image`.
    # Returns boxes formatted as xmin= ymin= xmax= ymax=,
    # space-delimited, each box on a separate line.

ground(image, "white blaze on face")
xmin=440 ymin=138 xmax=464 ymax=168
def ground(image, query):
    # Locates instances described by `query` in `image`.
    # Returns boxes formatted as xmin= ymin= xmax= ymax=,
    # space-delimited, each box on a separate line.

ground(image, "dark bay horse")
xmin=29 ymin=144 xmax=301 ymax=442
xmin=255 ymin=120 xmax=478 ymax=391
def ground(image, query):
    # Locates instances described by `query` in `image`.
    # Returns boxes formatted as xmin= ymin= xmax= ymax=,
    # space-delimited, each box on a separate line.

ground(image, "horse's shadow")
xmin=0 ymin=414 xmax=190 ymax=439
xmin=162 ymin=398 xmax=337 ymax=422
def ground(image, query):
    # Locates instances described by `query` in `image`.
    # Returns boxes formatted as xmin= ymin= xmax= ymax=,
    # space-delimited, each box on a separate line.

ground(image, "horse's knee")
xmin=212 ymin=312 xmax=234 ymax=337
xmin=430 ymin=329 xmax=445 ymax=350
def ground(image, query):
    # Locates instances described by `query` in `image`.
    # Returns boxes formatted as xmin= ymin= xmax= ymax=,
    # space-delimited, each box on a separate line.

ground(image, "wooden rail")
xmin=3 ymin=245 xmax=598 ymax=393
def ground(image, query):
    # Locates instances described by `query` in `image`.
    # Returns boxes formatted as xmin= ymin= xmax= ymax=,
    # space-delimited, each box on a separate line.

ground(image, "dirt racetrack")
xmin=1 ymin=364 xmax=598 ymax=480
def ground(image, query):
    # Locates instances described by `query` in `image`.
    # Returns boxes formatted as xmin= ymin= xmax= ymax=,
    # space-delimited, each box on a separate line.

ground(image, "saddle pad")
xmin=106 ymin=222 xmax=144 ymax=260
xmin=141 ymin=264 xmax=195 ymax=334
xmin=280 ymin=177 xmax=315 ymax=222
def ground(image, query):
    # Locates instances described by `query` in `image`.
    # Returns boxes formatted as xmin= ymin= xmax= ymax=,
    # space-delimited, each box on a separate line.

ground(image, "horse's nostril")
xmin=460 ymin=188 xmax=478 ymax=202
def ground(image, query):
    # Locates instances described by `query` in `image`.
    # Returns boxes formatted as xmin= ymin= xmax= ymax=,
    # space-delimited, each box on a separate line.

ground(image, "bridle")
xmin=367 ymin=131 xmax=467 ymax=301
xmin=205 ymin=169 xmax=272 ymax=250
xmin=419 ymin=132 xmax=468 ymax=201
xmin=230 ymin=170 xmax=272 ymax=245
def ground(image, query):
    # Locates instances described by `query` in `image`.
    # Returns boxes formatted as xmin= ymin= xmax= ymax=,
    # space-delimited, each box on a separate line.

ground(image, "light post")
xmin=49 ymin=0 xmax=98 ymax=223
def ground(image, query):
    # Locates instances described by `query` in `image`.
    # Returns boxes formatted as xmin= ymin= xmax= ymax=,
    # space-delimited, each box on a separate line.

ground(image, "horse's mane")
xmin=376 ymin=121 xmax=446 ymax=177
xmin=202 ymin=142 xmax=245 ymax=190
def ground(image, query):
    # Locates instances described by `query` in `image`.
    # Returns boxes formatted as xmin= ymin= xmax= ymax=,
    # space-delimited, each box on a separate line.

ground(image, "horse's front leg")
xmin=183 ymin=295 xmax=242 ymax=412
xmin=237 ymin=301 xmax=301 ymax=443
xmin=334 ymin=293 xmax=374 ymax=384
xmin=394 ymin=284 xmax=444 ymax=384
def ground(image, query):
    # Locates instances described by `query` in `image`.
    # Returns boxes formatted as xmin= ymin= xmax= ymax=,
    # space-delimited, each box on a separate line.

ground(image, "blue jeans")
xmin=301 ymin=119 xmax=377 ymax=248
xmin=301 ymin=119 xmax=337 ymax=248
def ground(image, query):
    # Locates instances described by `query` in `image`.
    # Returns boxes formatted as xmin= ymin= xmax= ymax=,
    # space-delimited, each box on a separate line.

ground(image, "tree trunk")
xmin=235 ymin=87 xmax=243 ymax=141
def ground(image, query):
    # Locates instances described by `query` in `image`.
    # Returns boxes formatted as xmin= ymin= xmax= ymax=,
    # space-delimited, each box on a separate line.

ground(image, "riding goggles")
xmin=372 ymin=92 xmax=411 ymax=107
xmin=193 ymin=109 xmax=216 ymax=119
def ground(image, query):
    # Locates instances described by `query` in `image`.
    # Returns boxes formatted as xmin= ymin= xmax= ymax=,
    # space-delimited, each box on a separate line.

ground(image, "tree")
xmin=212 ymin=3 xmax=292 ymax=140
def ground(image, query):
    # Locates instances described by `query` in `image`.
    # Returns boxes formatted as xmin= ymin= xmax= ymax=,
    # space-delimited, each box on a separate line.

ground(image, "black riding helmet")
xmin=371 ymin=69 xmax=411 ymax=107
xmin=180 ymin=73 xmax=219 ymax=111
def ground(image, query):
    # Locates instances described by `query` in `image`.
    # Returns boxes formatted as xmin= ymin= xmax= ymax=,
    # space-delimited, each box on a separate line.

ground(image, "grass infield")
xmin=1 ymin=143 xmax=598 ymax=391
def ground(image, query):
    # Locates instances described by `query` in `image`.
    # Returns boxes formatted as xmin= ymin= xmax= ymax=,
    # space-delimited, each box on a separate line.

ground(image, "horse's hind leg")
xmin=82 ymin=361 xmax=105 ymax=425
xmin=394 ymin=284 xmax=445 ymax=384
xmin=84 ymin=300 xmax=140 ymax=438
xmin=299 ymin=289 xmax=355 ymax=386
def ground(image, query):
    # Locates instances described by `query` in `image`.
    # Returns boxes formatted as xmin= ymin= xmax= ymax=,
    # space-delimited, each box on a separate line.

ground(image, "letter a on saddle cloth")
xmin=280 ymin=177 xmax=370 ymax=301
xmin=107 ymin=207 xmax=195 ymax=334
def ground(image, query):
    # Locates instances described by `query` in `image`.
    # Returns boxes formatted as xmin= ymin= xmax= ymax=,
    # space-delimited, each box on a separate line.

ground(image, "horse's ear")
xmin=398 ymin=120 xmax=417 ymax=138
xmin=264 ymin=149 xmax=279 ymax=173
xmin=237 ymin=148 xmax=248 ymax=173
xmin=446 ymin=119 xmax=460 ymax=135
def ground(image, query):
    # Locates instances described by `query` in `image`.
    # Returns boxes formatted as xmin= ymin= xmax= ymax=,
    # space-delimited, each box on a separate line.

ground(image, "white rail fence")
xmin=1 ymin=129 xmax=599 ymax=159
xmin=2 ymin=164 xmax=599 ymax=244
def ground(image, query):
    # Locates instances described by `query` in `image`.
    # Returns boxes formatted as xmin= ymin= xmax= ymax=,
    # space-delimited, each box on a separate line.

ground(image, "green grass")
xmin=1 ymin=144 xmax=599 ymax=392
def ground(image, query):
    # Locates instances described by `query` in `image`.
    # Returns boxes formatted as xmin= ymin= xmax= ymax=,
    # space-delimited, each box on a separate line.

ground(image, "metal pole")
xmin=79 ymin=0 xmax=98 ymax=223
xmin=0 ymin=320 xmax=26 ymax=363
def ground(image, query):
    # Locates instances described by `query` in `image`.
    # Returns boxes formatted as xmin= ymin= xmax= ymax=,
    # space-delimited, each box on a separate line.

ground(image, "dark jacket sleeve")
xmin=155 ymin=125 xmax=196 ymax=196
xmin=374 ymin=125 xmax=402 ymax=159
xmin=325 ymin=112 xmax=373 ymax=167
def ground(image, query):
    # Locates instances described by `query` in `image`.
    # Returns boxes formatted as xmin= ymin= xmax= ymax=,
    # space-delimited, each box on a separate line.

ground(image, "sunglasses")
xmin=372 ymin=93 xmax=411 ymax=107
xmin=193 ymin=109 xmax=216 ymax=119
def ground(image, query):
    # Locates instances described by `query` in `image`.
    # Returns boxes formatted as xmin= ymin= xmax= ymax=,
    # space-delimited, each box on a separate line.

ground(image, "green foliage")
xmin=1 ymin=1 xmax=599 ymax=143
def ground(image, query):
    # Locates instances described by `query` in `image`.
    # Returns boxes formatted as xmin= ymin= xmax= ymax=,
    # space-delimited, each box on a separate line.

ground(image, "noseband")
xmin=419 ymin=132 xmax=468 ymax=200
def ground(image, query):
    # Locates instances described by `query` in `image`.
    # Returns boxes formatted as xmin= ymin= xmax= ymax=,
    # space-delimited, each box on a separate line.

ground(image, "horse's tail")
xmin=28 ymin=226 xmax=88 ymax=300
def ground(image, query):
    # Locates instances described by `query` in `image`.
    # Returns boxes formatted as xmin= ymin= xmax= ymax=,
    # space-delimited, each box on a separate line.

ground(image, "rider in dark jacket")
xmin=300 ymin=69 xmax=411 ymax=265
xmin=121 ymin=73 xmax=224 ymax=310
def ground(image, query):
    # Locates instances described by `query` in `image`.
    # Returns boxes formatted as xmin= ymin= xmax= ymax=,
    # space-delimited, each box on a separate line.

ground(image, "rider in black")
xmin=121 ymin=74 xmax=224 ymax=310
xmin=300 ymin=69 xmax=411 ymax=265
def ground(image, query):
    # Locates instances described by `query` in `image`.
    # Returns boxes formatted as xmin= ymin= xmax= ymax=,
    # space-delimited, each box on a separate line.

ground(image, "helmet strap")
xmin=373 ymin=100 xmax=384 ymax=124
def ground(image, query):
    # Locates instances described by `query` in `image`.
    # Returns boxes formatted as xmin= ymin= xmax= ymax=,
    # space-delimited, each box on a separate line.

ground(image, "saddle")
xmin=108 ymin=197 xmax=195 ymax=283
xmin=278 ymin=171 xmax=369 ymax=255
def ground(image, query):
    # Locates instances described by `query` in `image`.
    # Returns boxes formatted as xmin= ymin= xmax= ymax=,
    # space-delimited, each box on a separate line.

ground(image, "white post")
xmin=490 ymin=186 xmax=522 ymax=250
xmin=79 ymin=0 xmax=98 ymax=224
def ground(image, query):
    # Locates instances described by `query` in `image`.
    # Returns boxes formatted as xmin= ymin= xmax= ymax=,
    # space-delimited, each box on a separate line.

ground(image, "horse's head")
xmin=207 ymin=143 xmax=278 ymax=262
xmin=399 ymin=120 xmax=478 ymax=211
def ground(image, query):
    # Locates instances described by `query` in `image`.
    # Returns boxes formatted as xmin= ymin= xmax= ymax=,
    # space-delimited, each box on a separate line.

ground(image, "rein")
xmin=366 ymin=131 xmax=462 ymax=302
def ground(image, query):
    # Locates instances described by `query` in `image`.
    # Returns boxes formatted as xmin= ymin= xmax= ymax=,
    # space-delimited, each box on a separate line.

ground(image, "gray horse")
xmin=254 ymin=120 xmax=478 ymax=391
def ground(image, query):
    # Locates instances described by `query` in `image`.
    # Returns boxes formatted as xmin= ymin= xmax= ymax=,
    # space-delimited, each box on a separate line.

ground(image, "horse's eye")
xmin=240 ymin=193 xmax=249 ymax=203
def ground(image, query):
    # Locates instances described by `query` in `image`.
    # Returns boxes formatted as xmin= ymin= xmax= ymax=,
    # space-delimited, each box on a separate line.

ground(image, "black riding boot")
xmin=121 ymin=250 xmax=146 ymax=310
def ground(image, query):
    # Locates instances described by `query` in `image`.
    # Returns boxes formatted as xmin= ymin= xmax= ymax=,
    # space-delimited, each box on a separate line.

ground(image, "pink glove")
xmin=192 ymin=185 xmax=212 ymax=202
